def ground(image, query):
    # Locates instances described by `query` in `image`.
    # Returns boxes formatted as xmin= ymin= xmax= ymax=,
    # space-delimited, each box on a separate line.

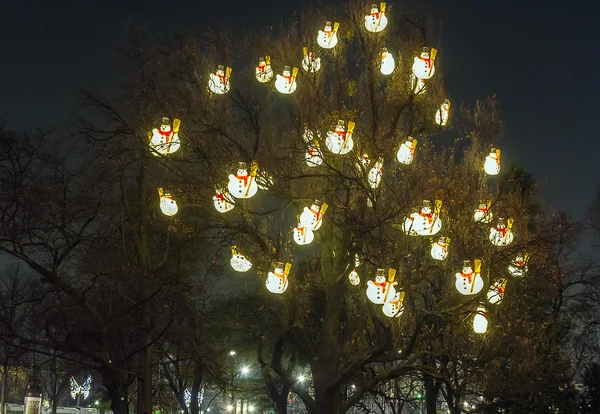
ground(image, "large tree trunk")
xmin=189 ymin=362 xmax=203 ymax=414
xmin=424 ymin=376 xmax=439 ymax=414
xmin=137 ymin=313 xmax=153 ymax=414
xmin=1 ymin=362 xmax=8 ymax=414
xmin=102 ymin=368 xmax=130 ymax=414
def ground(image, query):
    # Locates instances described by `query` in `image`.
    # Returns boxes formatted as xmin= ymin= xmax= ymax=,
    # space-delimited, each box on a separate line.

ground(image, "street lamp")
xmin=226 ymin=405 xmax=233 ymax=412
xmin=229 ymin=350 xmax=236 ymax=356
xmin=297 ymin=375 xmax=305 ymax=383
xmin=241 ymin=366 xmax=250 ymax=376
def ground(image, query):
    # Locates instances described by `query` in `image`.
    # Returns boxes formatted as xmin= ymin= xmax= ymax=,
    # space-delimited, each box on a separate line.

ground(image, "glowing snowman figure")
xmin=266 ymin=262 xmax=291 ymax=294
xmin=149 ymin=117 xmax=181 ymax=156
xmin=382 ymin=292 xmax=405 ymax=318
xmin=367 ymin=157 xmax=384 ymax=189
xmin=299 ymin=200 xmax=327 ymax=231
xmin=435 ymin=99 xmax=451 ymax=126
xmin=410 ymin=74 xmax=426 ymax=95
xmin=484 ymin=148 xmax=501 ymax=176
xmin=455 ymin=259 xmax=484 ymax=296
xmin=487 ymin=278 xmax=507 ymax=305
xmin=256 ymin=171 xmax=274 ymax=191
xmin=403 ymin=200 xmax=442 ymax=236
xmin=317 ymin=21 xmax=339 ymax=49
xmin=380 ymin=48 xmax=395 ymax=75
xmin=489 ymin=217 xmax=514 ymax=247
xmin=213 ymin=188 xmax=236 ymax=214
xmin=293 ymin=224 xmax=315 ymax=246
xmin=302 ymin=48 xmax=321 ymax=73
xmin=412 ymin=47 xmax=437 ymax=80
xmin=326 ymin=120 xmax=355 ymax=155
xmin=508 ymin=252 xmax=529 ymax=277
xmin=364 ymin=3 xmax=388 ymax=33
xmin=255 ymin=56 xmax=274 ymax=83
xmin=208 ymin=65 xmax=231 ymax=95
xmin=366 ymin=268 xmax=398 ymax=304
xmin=473 ymin=201 xmax=493 ymax=223
xmin=430 ymin=236 xmax=450 ymax=261
xmin=158 ymin=188 xmax=178 ymax=216
xmin=396 ymin=138 xmax=417 ymax=165
xmin=275 ymin=66 xmax=298 ymax=95
xmin=473 ymin=306 xmax=488 ymax=334
xmin=228 ymin=162 xmax=258 ymax=199
xmin=305 ymin=144 xmax=324 ymax=167
xmin=230 ymin=246 xmax=252 ymax=272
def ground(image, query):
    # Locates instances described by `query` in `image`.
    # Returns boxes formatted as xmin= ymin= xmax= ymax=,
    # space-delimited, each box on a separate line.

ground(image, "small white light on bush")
xmin=275 ymin=66 xmax=298 ymax=94
xmin=326 ymin=120 xmax=355 ymax=155
xmin=148 ymin=117 xmax=181 ymax=156
xmin=158 ymin=188 xmax=178 ymax=217
xmin=455 ymin=259 xmax=484 ymax=295
xmin=255 ymin=56 xmax=274 ymax=83
xmin=230 ymin=246 xmax=252 ymax=272
xmin=380 ymin=48 xmax=395 ymax=75
xmin=317 ymin=21 xmax=339 ymax=49
xmin=366 ymin=268 xmax=398 ymax=304
xmin=208 ymin=65 xmax=231 ymax=95
xmin=397 ymin=138 xmax=417 ymax=165
xmin=412 ymin=47 xmax=437 ymax=80
xmin=435 ymin=99 xmax=450 ymax=126
xmin=302 ymin=47 xmax=321 ymax=73
xmin=430 ymin=236 xmax=450 ymax=261
xmin=487 ymin=278 xmax=507 ymax=304
xmin=213 ymin=188 xmax=236 ymax=213
xmin=484 ymin=148 xmax=501 ymax=176
xmin=299 ymin=200 xmax=328 ymax=231
xmin=473 ymin=306 xmax=488 ymax=334
xmin=489 ymin=217 xmax=514 ymax=247
xmin=365 ymin=3 xmax=388 ymax=33
xmin=473 ymin=201 xmax=493 ymax=223
xmin=266 ymin=262 xmax=291 ymax=294
xmin=228 ymin=162 xmax=258 ymax=199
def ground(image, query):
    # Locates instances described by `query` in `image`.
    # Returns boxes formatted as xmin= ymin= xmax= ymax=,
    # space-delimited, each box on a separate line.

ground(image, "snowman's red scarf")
xmin=420 ymin=211 xmax=435 ymax=225
xmin=373 ymin=280 xmax=394 ymax=302
xmin=258 ymin=64 xmax=267 ymax=72
xmin=237 ymin=174 xmax=251 ymax=186
xmin=158 ymin=129 xmax=174 ymax=143
xmin=217 ymin=73 xmax=229 ymax=87
xmin=370 ymin=11 xmax=381 ymax=20
xmin=309 ymin=207 xmax=322 ymax=224
xmin=496 ymin=226 xmax=508 ymax=236
xmin=419 ymin=57 xmax=434 ymax=76
xmin=460 ymin=271 xmax=475 ymax=285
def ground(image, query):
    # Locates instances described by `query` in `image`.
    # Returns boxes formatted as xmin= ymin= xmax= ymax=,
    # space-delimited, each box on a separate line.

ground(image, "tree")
xmin=27 ymin=1 xmax=583 ymax=414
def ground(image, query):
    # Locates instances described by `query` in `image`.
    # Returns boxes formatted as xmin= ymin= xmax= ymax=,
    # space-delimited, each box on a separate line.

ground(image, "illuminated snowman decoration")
xmin=430 ymin=236 xmax=450 ymax=261
xmin=293 ymin=224 xmax=315 ymax=246
xmin=255 ymin=56 xmax=274 ymax=83
xmin=149 ymin=117 xmax=181 ymax=156
xmin=396 ymin=138 xmax=417 ymax=165
xmin=382 ymin=291 xmax=405 ymax=318
xmin=484 ymin=148 xmax=501 ymax=176
xmin=364 ymin=3 xmax=387 ymax=33
xmin=487 ymin=278 xmax=507 ymax=305
xmin=230 ymin=246 xmax=252 ymax=273
xmin=473 ymin=201 xmax=493 ymax=223
xmin=302 ymin=48 xmax=321 ymax=73
xmin=275 ymin=66 xmax=298 ymax=95
xmin=489 ymin=217 xmax=514 ymax=247
xmin=380 ymin=48 xmax=395 ymax=75
xmin=299 ymin=200 xmax=328 ymax=231
xmin=256 ymin=171 xmax=274 ymax=191
xmin=410 ymin=74 xmax=426 ymax=95
xmin=412 ymin=47 xmax=437 ymax=80
xmin=455 ymin=259 xmax=484 ymax=296
xmin=366 ymin=268 xmax=398 ymax=304
xmin=213 ymin=187 xmax=236 ymax=213
xmin=305 ymin=143 xmax=324 ymax=167
xmin=208 ymin=65 xmax=231 ymax=95
xmin=367 ymin=157 xmax=384 ymax=189
xmin=317 ymin=21 xmax=339 ymax=49
xmin=265 ymin=262 xmax=291 ymax=294
xmin=473 ymin=306 xmax=488 ymax=334
xmin=326 ymin=120 xmax=355 ymax=155
xmin=158 ymin=188 xmax=178 ymax=217
xmin=435 ymin=99 xmax=451 ymax=126
xmin=228 ymin=162 xmax=258 ymax=199
xmin=508 ymin=252 xmax=529 ymax=277
xmin=348 ymin=254 xmax=362 ymax=286
xmin=403 ymin=200 xmax=442 ymax=236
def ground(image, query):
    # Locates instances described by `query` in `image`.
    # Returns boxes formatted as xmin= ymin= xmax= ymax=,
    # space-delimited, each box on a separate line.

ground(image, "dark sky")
xmin=2 ymin=0 xmax=599 ymax=220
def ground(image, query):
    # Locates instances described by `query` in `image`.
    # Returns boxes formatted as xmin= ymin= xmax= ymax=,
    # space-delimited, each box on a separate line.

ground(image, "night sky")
xmin=2 ymin=0 xmax=599 ymax=221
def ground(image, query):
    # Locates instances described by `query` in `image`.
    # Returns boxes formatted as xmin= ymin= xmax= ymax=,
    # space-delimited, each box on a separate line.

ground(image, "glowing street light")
xmin=226 ymin=405 xmax=233 ymax=412
xmin=229 ymin=350 xmax=236 ymax=356
xmin=248 ymin=406 xmax=255 ymax=412
xmin=241 ymin=366 xmax=250 ymax=375
xmin=297 ymin=375 xmax=305 ymax=383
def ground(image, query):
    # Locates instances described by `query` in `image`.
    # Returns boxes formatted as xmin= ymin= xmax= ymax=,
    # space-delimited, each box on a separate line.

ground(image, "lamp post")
xmin=24 ymin=370 xmax=42 ymax=414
